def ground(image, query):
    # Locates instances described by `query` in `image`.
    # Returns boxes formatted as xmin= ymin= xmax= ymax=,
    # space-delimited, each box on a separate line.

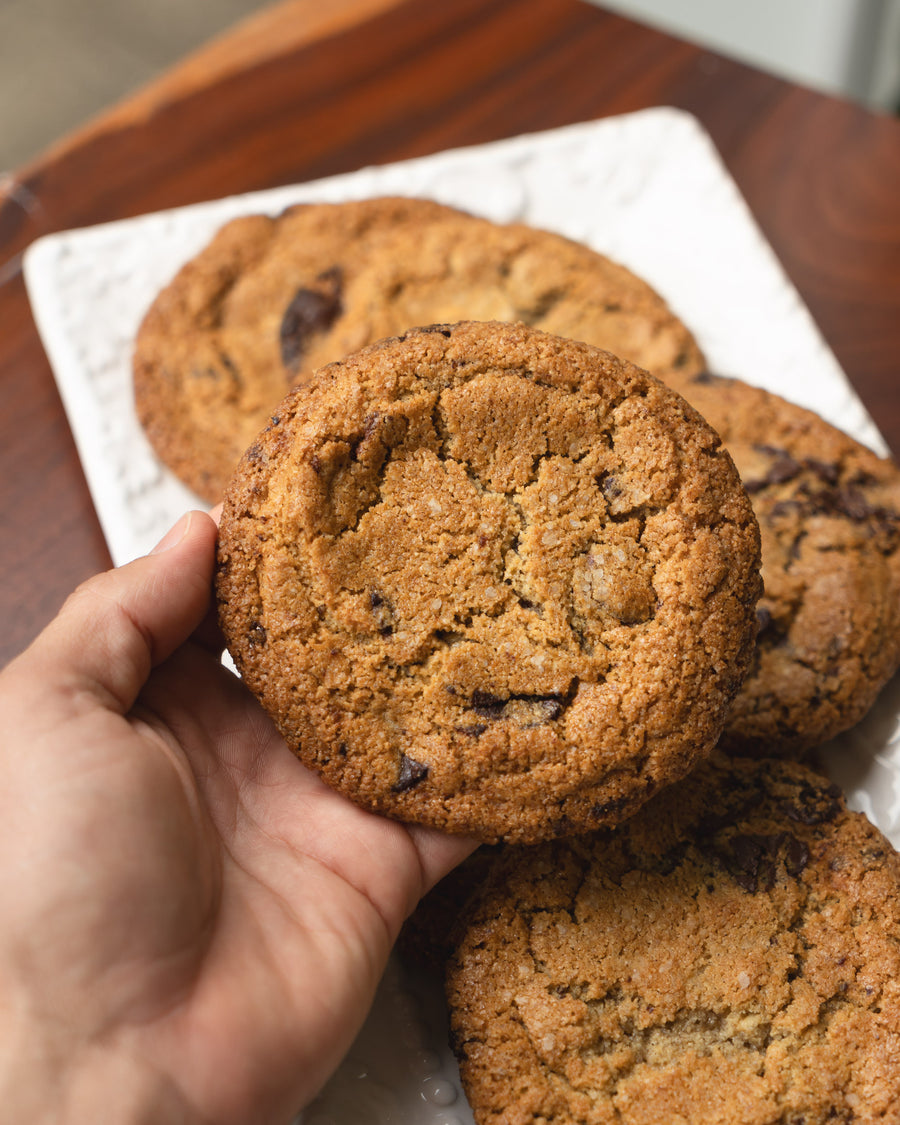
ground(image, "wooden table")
xmin=1 ymin=0 xmax=898 ymax=669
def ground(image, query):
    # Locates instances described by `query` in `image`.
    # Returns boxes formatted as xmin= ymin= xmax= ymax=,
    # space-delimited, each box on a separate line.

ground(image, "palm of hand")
xmin=0 ymin=515 xmax=472 ymax=1123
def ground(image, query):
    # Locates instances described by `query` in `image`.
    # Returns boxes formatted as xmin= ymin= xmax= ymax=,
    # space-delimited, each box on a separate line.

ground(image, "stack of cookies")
xmin=134 ymin=198 xmax=900 ymax=1122
xmin=133 ymin=198 xmax=703 ymax=502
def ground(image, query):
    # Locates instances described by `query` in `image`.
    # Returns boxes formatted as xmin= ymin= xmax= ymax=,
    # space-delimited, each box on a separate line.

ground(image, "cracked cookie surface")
xmin=446 ymin=754 xmax=900 ymax=1124
xmin=664 ymin=371 xmax=900 ymax=757
xmin=215 ymin=321 xmax=760 ymax=843
xmin=134 ymin=196 xmax=705 ymax=502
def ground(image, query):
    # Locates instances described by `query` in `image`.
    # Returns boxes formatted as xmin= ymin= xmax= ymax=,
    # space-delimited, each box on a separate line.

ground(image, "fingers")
xmin=18 ymin=511 xmax=218 ymax=715
xmin=405 ymin=825 xmax=480 ymax=897
xmin=188 ymin=503 xmax=227 ymax=654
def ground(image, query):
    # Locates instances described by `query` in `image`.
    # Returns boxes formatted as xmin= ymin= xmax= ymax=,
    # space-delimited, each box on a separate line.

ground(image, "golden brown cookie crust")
xmin=665 ymin=371 xmax=900 ymax=757
xmin=216 ymin=321 xmax=760 ymax=843
xmin=447 ymin=754 xmax=900 ymax=1125
xmin=134 ymin=197 xmax=705 ymax=502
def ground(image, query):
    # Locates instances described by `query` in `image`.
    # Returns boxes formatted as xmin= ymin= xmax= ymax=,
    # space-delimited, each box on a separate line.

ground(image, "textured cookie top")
xmin=216 ymin=322 xmax=760 ymax=843
xmin=134 ymin=196 xmax=705 ymax=501
xmin=447 ymin=754 xmax=900 ymax=1124
xmin=665 ymin=371 xmax=900 ymax=757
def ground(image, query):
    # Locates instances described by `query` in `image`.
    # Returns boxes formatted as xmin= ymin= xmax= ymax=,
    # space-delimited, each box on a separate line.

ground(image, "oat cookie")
xmin=447 ymin=754 xmax=900 ymax=1125
xmin=216 ymin=321 xmax=760 ymax=843
xmin=666 ymin=371 xmax=900 ymax=757
xmin=134 ymin=197 xmax=705 ymax=502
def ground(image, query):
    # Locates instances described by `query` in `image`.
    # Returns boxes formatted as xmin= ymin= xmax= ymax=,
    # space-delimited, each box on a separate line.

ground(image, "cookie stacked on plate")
xmin=134 ymin=197 xmax=704 ymax=503
xmin=134 ymin=197 xmax=900 ymax=1122
xmin=446 ymin=754 xmax=900 ymax=1125
xmin=665 ymin=369 xmax=900 ymax=758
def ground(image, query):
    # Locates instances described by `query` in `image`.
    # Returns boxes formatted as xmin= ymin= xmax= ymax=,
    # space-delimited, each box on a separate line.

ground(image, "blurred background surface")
xmin=1 ymin=0 xmax=899 ymax=172
xmin=601 ymin=0 xmax=900 ymax=111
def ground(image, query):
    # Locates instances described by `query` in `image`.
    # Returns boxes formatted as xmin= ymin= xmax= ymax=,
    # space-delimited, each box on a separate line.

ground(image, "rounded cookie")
xmin=665 ymin=370 xmax=900 ymax=757
xmin=447 ymin=754 xmax=900 ymax=1125
xmin=216 ymin=321 xmax=760 ymax=844
xmin=134 ymin=196 xmax=705 ymax=502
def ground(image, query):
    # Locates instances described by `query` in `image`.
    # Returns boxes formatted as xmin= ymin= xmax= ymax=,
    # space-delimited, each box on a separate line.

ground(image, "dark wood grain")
xmin=0 ymin=0 xmax=898 ymax=668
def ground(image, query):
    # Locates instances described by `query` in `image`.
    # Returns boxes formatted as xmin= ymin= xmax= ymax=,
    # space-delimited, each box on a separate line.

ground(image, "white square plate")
xmin=23 ymin=108 xmax=900 ymax=1124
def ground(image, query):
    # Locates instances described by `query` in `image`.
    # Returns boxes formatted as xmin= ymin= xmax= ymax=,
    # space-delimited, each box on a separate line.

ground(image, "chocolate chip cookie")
xmin=134 ymin=197 xmax=705 ymax=502
xmin=216 ymin=321 xmax=760 ymax=844
xmin=447 ymin=753 xmax=900 ymax=1124
xmin=666 ymin=371 xmax=900 ymax=757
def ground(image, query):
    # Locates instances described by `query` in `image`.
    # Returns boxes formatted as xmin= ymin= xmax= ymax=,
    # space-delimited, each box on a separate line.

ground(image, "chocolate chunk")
xmin=590 ymin=795 xmax=632 ymax=821
xmin=769 ymin=498 xmax=804 ymax=519
xmin=393 ymin=753 xmax=429 ymax=792
xmin=744 ymin=446 xmax=803 ymax=493
xmin=468 ymin=691 xmax=565 ymax=723
xmin=782 ymin=781 xmax=843 ymax=825
xmin=732 ymin=868 xmax=759 ymax=894
xmin=470 ymin=690 xmax=507 ymax=719
xmin=730 ymin=834 xmax=765 ymax=885
xmin=805 ymin=459 xmax=840 ymax=486
xmin=279 ymin=266 xmax=344 ymax=371
xmin=506 ymin=697 xmax=565 ymax=728
xmin=837 ymin=484 xmax=875 ymax=521
xmin=369 ymin=589 xmax=395 ymax=635
xmin=351 ymin=410 xmax=409 ymax=463
xmin=755 ymin=605 xmax=774 ymax=635
xmin=788 ymin=481 xmax=900 ymax=531
xmin=456 ymin=723 xmax=488 ymax=738
xmin=248 ymin=621 xmax=267 ymax=646
xmin=245 ymin=440 xmax=265 ymax=465
xmin=599 ymin=473 xmax=623 ymax=501
xmin=783 ymin=834 xmax=810 ymax=876
xmin=765 ymin=451 xmax=803 ymax=485
xmin=731 ymin=834 xmax=764 ymax=873
xmin=724 ymin=833 xmax=787 ymax=894
xmin=757 ymin=857 xmax=777 ymax=892
xmin=363 ymin=411 xmax=381 ymax=440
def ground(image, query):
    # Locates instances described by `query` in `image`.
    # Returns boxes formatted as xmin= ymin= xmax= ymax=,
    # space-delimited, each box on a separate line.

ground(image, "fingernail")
xmin=150 ymin=511 xmax=193 ymax=555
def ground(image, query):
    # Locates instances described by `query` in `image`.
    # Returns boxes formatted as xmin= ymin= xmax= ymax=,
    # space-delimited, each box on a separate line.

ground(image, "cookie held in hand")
xmin=216 ymin=321 xmax=760 ymax=843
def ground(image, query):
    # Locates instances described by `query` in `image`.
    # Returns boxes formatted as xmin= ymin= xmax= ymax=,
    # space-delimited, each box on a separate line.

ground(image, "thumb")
xmin=16 ymin=511 xmax=218 ymax=714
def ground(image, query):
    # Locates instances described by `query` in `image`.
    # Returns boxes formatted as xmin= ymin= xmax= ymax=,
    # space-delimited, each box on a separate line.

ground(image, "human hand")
xmin=0 ymin=511 xmax=475 ymax=1124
